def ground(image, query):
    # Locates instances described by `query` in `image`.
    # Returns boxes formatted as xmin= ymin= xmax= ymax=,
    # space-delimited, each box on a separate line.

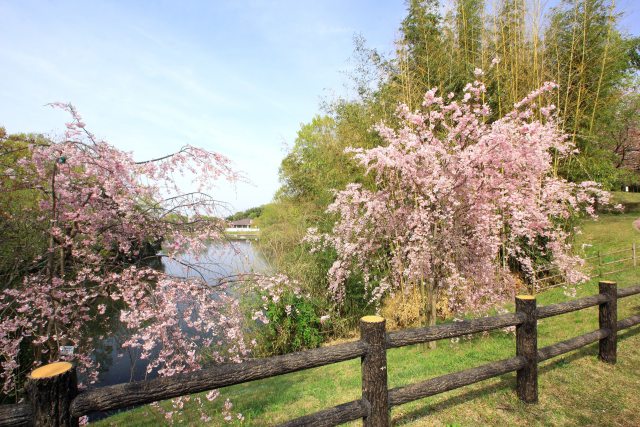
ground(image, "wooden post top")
xmin=516 ymin=295 xmax=536 ymax=300
xmin=599 ymin=280 xmax=617 ymax=285
xmin=29 ymin=362 xmax=73 ymax=379
xmin=361 ymin=315 xmax=385 ymax=323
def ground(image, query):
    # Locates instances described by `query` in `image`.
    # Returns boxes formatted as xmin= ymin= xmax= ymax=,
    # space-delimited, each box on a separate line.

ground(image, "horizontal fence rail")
xmin=536 ymin=294 xmax=608 ymax=319
xmin=618 ymin=314 xmax=640 ymax=330
xmin=279 ymin=399 xmax=369 ymax=427
xmin=537 ymin=328 xmax=610 ymax=362
xmin=386 ymin=312 xmax=524 ymax=348
xmin=72 ymin=340 xmax=367 ymax=417
xmin=388 ymin=356 xmax=526 ymax=407
xmin=0 ymin=403 xmax=31 ymax=427
xmin=617 ymin=284 xmax=640 ymax=298
xmin=2 ymin=281 xmax=640 ymax=427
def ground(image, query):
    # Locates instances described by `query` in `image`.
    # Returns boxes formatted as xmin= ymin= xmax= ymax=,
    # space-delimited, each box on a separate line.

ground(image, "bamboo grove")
xmin=394 ymin=0 xmax=638 ymax=183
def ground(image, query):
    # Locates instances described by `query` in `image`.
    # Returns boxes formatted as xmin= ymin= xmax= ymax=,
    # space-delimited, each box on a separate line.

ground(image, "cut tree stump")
xmin=26 ymin=361 xmax=78 ymax=427
xmin=360 ymin=315 xmax=389 ymax=427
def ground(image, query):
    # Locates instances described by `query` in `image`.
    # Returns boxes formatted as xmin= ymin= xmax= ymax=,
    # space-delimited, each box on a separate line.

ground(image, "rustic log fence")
xmin=2 ymin=281 xmax=640 ymax=426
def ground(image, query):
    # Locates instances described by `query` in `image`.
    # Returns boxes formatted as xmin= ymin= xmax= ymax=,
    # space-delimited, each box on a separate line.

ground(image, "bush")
xmin=253 ymin=291 xmax=324 ymax=356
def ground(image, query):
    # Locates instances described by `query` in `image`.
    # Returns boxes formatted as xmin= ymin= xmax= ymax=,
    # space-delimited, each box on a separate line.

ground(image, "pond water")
xmin=88 ymin=239 xmax=268 ymax=391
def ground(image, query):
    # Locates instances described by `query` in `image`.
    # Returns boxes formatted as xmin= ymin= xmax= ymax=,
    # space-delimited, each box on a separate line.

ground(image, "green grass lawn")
xmin=610 ymin=191 xmax=640 ymax=214
xmin=94 ymin=210 xmax=640 ymax=426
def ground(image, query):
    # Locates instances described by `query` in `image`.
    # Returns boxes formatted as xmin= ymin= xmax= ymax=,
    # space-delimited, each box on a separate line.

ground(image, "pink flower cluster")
xmin=308 ymin=78 xmax=606 ymax=314
xmin=248 ymin=274 xmax=304 ymax=323
xmin=0 ymin=103 xmax=248 ymax=401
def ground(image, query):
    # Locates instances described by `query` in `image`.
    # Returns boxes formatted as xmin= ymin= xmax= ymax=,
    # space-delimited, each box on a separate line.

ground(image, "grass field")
xmin=94 ymin=194 xmax=640 ymax=426
xmin=610 ymin=191 xmax=640 ymax=214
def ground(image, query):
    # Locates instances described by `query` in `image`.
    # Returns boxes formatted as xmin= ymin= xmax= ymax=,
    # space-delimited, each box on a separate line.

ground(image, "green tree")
xmin=0 ymin=129 xmax=49 ymax=289
xmin=226 ymin=205 xmax=264 ymax=221
xmin=258 ymin=0 xmax=640 ymax=337
xmin=455 ymin=0 xmax=483 ymax=71
xmin=546 ymin=0 xmax=637 ymax=185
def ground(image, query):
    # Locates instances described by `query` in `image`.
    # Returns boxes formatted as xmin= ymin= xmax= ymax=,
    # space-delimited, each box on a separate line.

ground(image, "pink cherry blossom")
xmin=0 ymin=103 xmax=249 ymax=411
xmin=308 ymin=79 xmax=606 ymax=315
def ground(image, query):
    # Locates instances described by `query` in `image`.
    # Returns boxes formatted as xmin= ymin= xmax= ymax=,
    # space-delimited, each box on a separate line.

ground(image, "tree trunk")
xmin=420 ymin=280 xmax=437 ymax=350
xmin=426 ymin=283 xmax=436 ymax=349
xmin=48 ymin=162 xmax=57 ymax=281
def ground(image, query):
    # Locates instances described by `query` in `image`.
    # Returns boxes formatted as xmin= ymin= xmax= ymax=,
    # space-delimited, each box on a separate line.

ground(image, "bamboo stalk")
xmin=589 ymin=0 xmax=616 ymax=132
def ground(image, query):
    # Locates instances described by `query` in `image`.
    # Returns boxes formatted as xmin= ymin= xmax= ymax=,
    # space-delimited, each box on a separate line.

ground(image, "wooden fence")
xmin=1 ymin=281 xmax=639 ymax=426
xmin=533 ymin=243 xmax=639 ymax=291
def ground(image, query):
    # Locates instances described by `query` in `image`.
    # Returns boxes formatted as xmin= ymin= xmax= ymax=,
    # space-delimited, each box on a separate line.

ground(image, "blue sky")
xmin=1 ymin=0 xmax=638 ymax=213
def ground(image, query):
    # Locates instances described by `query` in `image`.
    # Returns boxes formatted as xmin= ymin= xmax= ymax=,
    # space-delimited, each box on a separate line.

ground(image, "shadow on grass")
xmin=99 ymin=373 xmax=306 ymax=426
xmin=230 ymin=374 xmax=309 ymax=422
xmin=392 ymin=325 xmax=640 ymax=426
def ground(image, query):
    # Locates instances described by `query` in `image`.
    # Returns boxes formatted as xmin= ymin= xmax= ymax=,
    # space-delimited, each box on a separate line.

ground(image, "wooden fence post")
xmin=530 ymin=271 xmax=537 ymax=295
xmin=360 ymin=316 xmax=389 ymax=427
xmin=25 ymin=361 xmax=78 ymax=427
xmin=597 ymin=251 xmax=602 ymax=277
xmin=599 ymin=281 xmax=617 ymax=364
xmin=515 ymin=295 xmax=538 ymax=403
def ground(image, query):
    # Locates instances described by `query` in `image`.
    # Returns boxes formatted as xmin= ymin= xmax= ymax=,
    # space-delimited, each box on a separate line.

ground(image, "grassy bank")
xmin=95 ymin=207 xmax=640 ymax=426
xmin=223 ymin=229 xmax=260 ymax=239
xmin=610 ymin=191 xmax=640 ymax=214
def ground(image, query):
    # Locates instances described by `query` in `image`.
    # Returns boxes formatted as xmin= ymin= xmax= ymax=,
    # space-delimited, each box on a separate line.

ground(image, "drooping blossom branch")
xmin=307 ymin=76 xmax=610 ymax=322
xmin=0 ymin=103 xmax=248 ymax=408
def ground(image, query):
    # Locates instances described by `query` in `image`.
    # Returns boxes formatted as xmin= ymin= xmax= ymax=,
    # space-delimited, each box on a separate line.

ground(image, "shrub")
xmin=253 ymin=291 xmax=324 ymax=356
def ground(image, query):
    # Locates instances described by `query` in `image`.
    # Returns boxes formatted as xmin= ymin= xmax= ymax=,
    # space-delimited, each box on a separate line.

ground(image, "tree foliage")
xmin=307 ymin=79 xmax=608 ymax=327
xmin=260 ymin=0 xmax=638 ymax=329
xmin=0 ymin=105 xmax=249 ymax=406
xmin=226 ymin=205 xmax=264 ymax=222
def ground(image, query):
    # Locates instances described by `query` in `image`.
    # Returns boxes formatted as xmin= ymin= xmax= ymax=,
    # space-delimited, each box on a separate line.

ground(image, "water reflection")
xmin=161 ymin=239 xmax=268 ymax=283
xmin=89 ymin=239 xmax=267 ymax=389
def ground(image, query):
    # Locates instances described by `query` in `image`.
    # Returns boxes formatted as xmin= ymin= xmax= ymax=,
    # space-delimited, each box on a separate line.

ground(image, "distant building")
xmin=226 ymin=218 xmax=259 ymax=236
xmin=229 ymin=218 xmax=253 ymax=229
